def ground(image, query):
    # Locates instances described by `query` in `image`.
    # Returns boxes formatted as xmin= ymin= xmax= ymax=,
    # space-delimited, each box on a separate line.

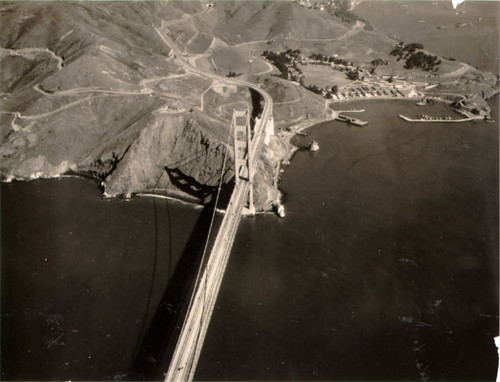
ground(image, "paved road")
xmin=154 ymin=27 xmax=273 ymax=121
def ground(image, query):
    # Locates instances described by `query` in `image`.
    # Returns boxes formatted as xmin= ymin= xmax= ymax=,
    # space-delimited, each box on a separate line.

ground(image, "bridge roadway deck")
xmin=158 ymin=26 xmax=273 ymax=381
xmin=165 ymin=179 xmax=250 ymax=380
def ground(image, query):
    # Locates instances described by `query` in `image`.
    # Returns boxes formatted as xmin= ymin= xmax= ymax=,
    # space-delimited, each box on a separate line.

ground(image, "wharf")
xmin=336 ymin=114 xmax=368 ymax=126
xmin=399 ymin=114 xmax=482 ymax=123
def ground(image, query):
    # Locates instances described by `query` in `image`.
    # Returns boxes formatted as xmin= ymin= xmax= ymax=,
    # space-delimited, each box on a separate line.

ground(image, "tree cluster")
xmin=305 ymin=84 xmax=339 ymax=99
xmin=306 ymin=84 xmax=323 ymax=95
xmin=262 ymin=49 xmax=303 ymax=81
xmin=345 ymin=67 xmax=362 ymax=81
xmin=390 ymin=42 xmax=424 ymax=60
xmin=404 ymin=52 xmax=442 ymax=72
xmin=226 ymin=71 xmax=241 ymax=78
xmin=371 ymin=58 xmax=388 ymax=66
xmin=309 ymin=53 xmax=350 ymax=67
xmin=330 ymin=0 xmax=373 ymax=30
xmin=390 ymin=42 xmax=441 ymax=72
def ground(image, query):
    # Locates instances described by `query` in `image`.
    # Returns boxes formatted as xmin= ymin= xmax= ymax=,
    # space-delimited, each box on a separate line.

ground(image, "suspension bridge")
xmin=157 ymin=27 xmax=275 ymax=381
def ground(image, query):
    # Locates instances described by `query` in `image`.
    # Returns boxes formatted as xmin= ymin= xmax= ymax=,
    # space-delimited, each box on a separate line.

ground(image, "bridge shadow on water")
xmin=128 ymin=175 xmax=235 ymax=380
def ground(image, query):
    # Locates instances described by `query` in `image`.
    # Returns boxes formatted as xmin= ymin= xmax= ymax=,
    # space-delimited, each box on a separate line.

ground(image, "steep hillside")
xmin=212 ymin=1 xmax=349 ymax=42
xmin=0 ymin=1 xmax=253 ymax=206
xmin=103 ymin=110 xmax=232 ymax=200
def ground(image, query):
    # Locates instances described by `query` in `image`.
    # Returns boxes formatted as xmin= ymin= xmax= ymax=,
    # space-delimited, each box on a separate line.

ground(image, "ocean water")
xmin=1 ymin=178 xmax=206 ymax=379
xmin=195 ymin=98 xmax=499 ymax=380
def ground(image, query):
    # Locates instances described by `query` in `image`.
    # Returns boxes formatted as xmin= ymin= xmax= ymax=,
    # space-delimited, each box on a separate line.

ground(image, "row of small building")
xmin=332 ymin=84 xmax=420 ymax=100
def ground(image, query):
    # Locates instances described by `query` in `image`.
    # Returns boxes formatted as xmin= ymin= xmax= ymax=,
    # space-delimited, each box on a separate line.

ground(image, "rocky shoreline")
xmin=1 ymin=87 xmax=495 ymax=215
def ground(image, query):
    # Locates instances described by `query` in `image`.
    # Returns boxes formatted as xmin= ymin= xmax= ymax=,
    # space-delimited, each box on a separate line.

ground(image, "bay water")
xmin=196 ymin=98 xmax=499 ymax=380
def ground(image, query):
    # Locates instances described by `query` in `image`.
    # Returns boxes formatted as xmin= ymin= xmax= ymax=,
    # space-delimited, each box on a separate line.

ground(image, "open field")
xmin=211 ymin=46 xmax=270 ymax=76
xmin=301 ymin=64 xmax=353 ymax=88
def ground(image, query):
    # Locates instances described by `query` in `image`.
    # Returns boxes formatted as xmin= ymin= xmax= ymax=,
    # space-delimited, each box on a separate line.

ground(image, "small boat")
xmin=309 ymin=140 xmax=319 ymax=152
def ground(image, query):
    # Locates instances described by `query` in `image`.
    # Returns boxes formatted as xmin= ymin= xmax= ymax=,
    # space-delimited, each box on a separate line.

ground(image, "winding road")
xmin=154 ymin=26 xmax=273 ymax=121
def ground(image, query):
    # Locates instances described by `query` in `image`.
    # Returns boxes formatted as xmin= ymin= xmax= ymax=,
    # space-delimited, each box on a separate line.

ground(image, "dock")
xmin=399 ymin=114 xmax=482 ymax=123
xmin=335 ymin=109 xmax=365 ymax=113
xmin=335 ymin=114 xmax=368 ymax=126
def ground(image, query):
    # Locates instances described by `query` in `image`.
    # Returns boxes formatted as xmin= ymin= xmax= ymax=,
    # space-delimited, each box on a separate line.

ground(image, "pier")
xmin=398 ymin=114 xmax=483 ymax=123
xmin=335 ymin=114 xmax=368 ymax=126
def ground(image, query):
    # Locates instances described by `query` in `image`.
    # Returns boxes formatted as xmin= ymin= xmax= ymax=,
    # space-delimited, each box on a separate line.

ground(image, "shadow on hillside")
xmin=165 ymin=167 xmax=216 ymax=202
xmin=249 ymin=88 xmax=264 ymax=121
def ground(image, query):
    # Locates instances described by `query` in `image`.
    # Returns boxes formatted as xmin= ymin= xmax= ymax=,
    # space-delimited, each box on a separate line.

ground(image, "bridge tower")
xmin=232 ymin=109 xmax=254 ymax=214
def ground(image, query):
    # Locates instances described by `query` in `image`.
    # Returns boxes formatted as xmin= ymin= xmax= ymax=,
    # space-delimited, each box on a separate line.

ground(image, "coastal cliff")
xmin=102 ymin=112 xmax=232 ymax=200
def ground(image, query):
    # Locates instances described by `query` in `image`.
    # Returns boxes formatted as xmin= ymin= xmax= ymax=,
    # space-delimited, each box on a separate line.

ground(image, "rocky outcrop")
xmin=102 ymin=108 xmax=295 ymax=212
xmin=252 ymin=135 xmax=293 ymax=211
